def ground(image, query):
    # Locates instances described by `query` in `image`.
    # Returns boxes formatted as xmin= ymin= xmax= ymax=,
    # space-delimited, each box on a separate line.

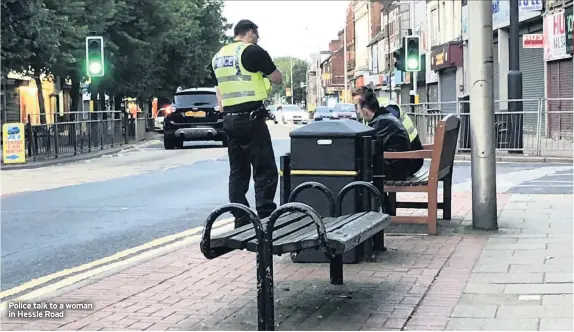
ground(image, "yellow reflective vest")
xmin=377 ymin=97 xmax=418 ymax=142
xmin=212 ymin=42 xmax=268 ymax=107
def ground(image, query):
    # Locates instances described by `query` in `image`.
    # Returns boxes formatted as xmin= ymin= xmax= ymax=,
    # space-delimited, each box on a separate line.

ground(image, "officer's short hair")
xmin=234 ymin=19 xmax=258 ymax=37
xmin=358 ymin=91 xmax=380 ymax=111
xmin=352 ymin=86 xmax=375 ymax=97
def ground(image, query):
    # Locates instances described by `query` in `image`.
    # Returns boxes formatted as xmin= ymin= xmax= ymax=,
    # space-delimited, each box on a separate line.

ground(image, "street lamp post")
xmin=343 ymin=23 xmax=348 ymax=103
xmin=468 ymin=0 xmax=498 ymax=230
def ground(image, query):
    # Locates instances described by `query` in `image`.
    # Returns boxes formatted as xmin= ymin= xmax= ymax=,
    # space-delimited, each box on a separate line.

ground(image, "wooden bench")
xmin=200 ymin=181 xmax=391 ymax=331
xmin=382 ymin=114 xmax=461 ymax=235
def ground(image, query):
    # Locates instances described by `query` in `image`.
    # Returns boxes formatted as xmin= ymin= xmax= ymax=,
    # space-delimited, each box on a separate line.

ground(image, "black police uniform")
xmin=369 ymin=108 xmax=412 ymax=181
xmin=212 ymin=44 xmax=278 ymax=227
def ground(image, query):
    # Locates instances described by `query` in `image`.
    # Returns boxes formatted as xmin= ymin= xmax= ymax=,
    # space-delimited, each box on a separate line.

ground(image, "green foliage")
xmin=1 ymin=0 xmax=230 ymax=101
xmin=270 ymin=57 xmax=308 ymax=104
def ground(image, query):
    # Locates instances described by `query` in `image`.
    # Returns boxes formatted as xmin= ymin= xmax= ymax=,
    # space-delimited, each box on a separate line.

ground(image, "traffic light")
xmin=393 ymin=47 xmax=405 ymax=72
xmin=404 ymin=36 xmax=421 ymax=72
xmin=85 ymin=36 xmax=104 ymax=77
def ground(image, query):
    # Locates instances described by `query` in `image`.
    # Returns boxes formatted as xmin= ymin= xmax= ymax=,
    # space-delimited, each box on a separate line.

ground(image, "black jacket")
xmin=369 ymin=109 xmax=412 ymax=180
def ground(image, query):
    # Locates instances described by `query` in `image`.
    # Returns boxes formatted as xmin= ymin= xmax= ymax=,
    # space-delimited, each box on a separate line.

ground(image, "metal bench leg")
xmin=443 ymin=176 xmax=452 ymax=220
xmin=330 ymin=254 xmax=344 ymax=285
xmin=388 ymin=193 xmax=397 ymax=215
xmin=363 ymin=239 xmax=374 ymax=262
xmin=257 ymin=250 xmax=275 ymax=331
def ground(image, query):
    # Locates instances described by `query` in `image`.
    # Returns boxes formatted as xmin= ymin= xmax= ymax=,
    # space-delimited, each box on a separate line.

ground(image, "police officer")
xmin=352 ymin=87 xmax=424 ymax=176
xmin=356 ymin=91 xmax=412 ymax=180
xmin=212 ymin=19 xmax=283 ymax=228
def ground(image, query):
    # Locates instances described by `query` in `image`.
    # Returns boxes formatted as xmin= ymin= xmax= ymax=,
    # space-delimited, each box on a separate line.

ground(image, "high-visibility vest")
xmin=212 ymin=42 xmax=267 ymax=107
xmin=377 ymin=97 xmax=418 ymax=142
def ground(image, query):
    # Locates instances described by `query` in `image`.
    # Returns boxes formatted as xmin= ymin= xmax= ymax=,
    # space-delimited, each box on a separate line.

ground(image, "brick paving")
xmin=1 ymin=192 xmax=572 ymax=331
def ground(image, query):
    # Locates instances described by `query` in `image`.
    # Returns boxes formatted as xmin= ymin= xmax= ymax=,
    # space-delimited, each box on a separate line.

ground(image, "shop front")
xmin=544 ymin=9 xmax=573 ymax=138
xmin=430 ymin=41 xmax=463 ymax=113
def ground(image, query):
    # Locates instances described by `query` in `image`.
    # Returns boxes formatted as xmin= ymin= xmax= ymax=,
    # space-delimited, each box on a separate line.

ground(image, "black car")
xmin=163 ymin=87 xmax=227 ymax=149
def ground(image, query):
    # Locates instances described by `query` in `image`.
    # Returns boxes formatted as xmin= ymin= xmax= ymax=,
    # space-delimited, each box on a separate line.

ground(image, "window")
xmin=430 ymin=8 xmax=439 ymax=47
xmin=174 ymin=91 xmax=217 ymax=108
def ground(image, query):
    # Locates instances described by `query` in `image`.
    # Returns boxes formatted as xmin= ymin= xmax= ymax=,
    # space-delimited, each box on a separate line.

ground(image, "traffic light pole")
xmin=410 ymin=1 xmax=417 ymax=102
xmin=468 ymin=0 xmax=498 ymax=230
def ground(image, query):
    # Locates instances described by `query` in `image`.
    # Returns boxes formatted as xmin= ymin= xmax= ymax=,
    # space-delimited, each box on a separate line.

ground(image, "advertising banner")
xmin=2 ymin=123 xmax=26 ymax=164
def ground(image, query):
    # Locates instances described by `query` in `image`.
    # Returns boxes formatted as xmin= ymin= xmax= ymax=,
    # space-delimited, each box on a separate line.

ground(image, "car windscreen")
xmin=334 ymin=104 xmax=355 ymax=113
xmin=174 ymin=92 xmax=217 ymax=108
xmin=316 ymin=107 xmax=331 ymax=113
xmin=282 ymin=106 xmax=301 ymax=112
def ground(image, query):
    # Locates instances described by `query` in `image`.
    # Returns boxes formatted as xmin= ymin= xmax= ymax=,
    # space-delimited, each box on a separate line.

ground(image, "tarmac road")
xmin=1 ymin=122 xmax=572 ymax=291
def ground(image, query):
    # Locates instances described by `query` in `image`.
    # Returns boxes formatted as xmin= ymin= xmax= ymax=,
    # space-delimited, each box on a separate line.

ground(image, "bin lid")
xmin=290 ymin=119 xmax=375 ymax=138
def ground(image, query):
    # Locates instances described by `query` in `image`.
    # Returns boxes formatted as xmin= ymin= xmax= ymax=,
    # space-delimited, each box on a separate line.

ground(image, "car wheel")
xmin=164 ymin=134 xmax=175 ymax=150
xmin=175 ymin=138 xmax=184 ymax=149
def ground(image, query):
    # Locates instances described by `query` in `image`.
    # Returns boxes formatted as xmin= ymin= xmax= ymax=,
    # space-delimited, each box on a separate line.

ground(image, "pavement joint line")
xmin=0 ymin=217 xmax=234 ymax=301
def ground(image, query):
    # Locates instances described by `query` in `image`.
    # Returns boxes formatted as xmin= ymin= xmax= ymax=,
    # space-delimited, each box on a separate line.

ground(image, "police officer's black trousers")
xmin=223 ymin=113 xmax=278 ymax=226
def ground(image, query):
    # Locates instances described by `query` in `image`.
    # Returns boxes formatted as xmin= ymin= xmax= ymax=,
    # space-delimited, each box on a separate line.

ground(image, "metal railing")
xmin=401 ymin=98 xmax=574 ymax=158
xmin=22 ymin=110 xmax=136 ymax=161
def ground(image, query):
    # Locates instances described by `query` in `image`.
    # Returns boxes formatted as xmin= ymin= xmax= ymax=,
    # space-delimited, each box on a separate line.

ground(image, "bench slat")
xmin=328 ymin=212 xmax=392 ymax=253
xmin=211 ymin=212 xmax=302 ymax=248
xmin=271 ymin=213 xmax=368 ymax=255
xmin=244 ymin=214 xmax=320 ymax=252
xmin=385 ymin=170 xmax=429 ymax=186
xmin=224 ymin=212 xmax=307 ymax=249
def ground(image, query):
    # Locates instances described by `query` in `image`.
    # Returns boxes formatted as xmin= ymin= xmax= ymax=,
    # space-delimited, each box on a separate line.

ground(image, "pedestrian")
xmin=355 ymin=90 xmax=412 ymax=181
xmin=352 ymin=86 xmax=424 ymax=177
xmin=211 ymin=19 xmax=284 ymax=228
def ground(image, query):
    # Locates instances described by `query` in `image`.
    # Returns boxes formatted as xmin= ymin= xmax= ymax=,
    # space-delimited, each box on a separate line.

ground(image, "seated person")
xmin=353 ymin=87 xmax=424 ymax=177
xmin=356 ymin=91 xmax=412 ymax=181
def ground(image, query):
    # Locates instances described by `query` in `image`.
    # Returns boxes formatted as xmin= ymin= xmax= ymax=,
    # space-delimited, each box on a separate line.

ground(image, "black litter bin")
xmin=280 ymin=120 xmax=375 ymax=264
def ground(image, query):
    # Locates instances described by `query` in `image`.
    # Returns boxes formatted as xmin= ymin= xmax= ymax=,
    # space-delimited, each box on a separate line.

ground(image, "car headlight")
xmin=214 ymin=106 xmax=220 ymax=112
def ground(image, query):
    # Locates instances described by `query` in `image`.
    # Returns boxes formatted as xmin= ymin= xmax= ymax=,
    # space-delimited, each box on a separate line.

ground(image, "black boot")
xmin=234 ymin=216 xmax=250 ymax=229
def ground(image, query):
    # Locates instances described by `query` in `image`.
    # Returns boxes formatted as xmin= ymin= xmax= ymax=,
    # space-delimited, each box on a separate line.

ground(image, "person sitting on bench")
xmin=356 ymin=90 xmax=412 ymax=181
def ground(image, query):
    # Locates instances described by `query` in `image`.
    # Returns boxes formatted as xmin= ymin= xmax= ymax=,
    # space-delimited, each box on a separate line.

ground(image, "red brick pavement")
xmin=1 ymin=192 xmax=506 ymax=331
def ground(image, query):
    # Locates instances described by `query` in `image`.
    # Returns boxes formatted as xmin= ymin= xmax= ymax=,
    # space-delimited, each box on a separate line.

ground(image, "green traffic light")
xmin=406 ymin=57 xmax=419 ymax=71
xmin=89 ymin=61 xmax=102 ymax=75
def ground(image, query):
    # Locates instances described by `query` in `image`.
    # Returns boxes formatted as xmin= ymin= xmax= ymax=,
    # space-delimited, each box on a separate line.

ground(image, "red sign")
xmin=523 ymin=34 xmax=544 ymax=48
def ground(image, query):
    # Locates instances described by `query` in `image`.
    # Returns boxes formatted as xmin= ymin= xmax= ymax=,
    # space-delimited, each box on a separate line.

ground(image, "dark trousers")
xmin=223 ymin=113 xmax=278 ymax=223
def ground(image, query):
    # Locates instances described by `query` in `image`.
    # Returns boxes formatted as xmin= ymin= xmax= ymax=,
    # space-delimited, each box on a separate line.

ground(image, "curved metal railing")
xmin=336 ymin=181 xmax=386 ymax=217
xmin=287 ymin=181 xmax=337 ymax=217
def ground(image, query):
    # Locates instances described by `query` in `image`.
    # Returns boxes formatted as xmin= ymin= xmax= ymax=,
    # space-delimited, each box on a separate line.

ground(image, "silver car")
xmin=332 ymin=103 xmax=358 ymax=120
xmin=280 ymin=105 xmax=308 ymax=124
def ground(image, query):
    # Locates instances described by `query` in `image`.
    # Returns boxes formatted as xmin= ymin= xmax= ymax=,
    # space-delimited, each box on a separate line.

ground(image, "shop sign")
xmin=566 ymin=6 xmax=573 ymax=54
xmin=544 ymin=11 xmax=571 ymax=61
xmin=523 ymin=34 xmax=544 ymax=48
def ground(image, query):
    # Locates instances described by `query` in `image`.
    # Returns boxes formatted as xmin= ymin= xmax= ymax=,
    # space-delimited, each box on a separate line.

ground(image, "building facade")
xmin=320 ymin=32 xmax=346 ymax=106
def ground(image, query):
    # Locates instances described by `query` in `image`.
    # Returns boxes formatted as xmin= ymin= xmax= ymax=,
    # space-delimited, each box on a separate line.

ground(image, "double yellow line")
xmin=0 ymin=218 xmax=234 ymax=307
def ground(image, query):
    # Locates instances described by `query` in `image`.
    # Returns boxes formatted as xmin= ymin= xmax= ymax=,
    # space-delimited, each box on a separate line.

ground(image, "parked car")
xmin=155 ymin=104 xmax=174 ymax=132
xmin=279 ymin=104 xmax=308 ymax=124
xmin=163 ymin=87 xmax=226 ymax=149
xmin=332 ymin=103 xmax=358 ymax=120
xmin=313 ymin=106 xmax=334 ymax=121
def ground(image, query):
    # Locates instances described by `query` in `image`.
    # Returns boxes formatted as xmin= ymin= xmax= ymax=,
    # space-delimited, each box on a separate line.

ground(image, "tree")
xmin=270 ymin=57 xmax=308 ymax=104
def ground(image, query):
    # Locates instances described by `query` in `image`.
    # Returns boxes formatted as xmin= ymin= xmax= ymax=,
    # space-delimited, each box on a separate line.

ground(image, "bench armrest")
xmin=422 ymin=144 xmax=434 ymax=149
xmin=384 ymin=150 xmax=433 ymax=159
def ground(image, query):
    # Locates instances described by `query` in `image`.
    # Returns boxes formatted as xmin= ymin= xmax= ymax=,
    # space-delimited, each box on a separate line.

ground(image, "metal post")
xmin=290 ymin=58 xmax=294 ymax=104
xmin=468 ymin=0 xmax=498 ymax=230
xmin=344 ymin=24 xmax=348 ymax=103
xmin=508 ymin=0 xmax=524 ymax=153
xmin=410 ymin=0 xmax=418 ymax=96
xmin=386 ymin=8 xmax=392 ymax=99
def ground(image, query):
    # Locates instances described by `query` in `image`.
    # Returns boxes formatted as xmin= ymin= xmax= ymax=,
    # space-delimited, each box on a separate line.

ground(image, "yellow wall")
xmin=18 ymin=78 xmax=59 ymax=125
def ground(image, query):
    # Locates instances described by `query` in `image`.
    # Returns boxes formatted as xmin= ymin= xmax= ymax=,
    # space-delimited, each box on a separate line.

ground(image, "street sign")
xmin=2 ymin=123 xmax=26 ymax=164
xmin=523 ymin=34 xmax=544 ymax=48
xmin=286 ymin=88 xmax=292 ymax=97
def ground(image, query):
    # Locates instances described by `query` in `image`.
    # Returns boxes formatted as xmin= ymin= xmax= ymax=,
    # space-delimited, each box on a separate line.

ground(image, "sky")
xmin=222 ymin=0 xmax=349 ymax=61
